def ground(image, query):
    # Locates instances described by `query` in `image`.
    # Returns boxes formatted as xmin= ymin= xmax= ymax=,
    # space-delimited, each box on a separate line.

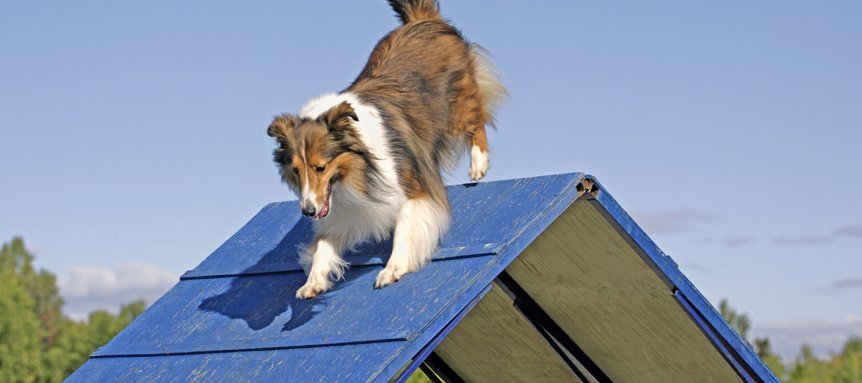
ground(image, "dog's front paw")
xmin=374 ymin=266 xmax=406 ymax=289
xmin=469 ymin=146 xmax=488 ymax=181
xmin=296 ymin=277 xmax=331 ymax=299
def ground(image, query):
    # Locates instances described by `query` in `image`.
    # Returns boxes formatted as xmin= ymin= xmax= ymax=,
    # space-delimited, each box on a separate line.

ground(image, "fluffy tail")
xmin=470 ymin=44 xmax=508 ymax=127
xmin=387 ymin=0 xmax=441 ymax=24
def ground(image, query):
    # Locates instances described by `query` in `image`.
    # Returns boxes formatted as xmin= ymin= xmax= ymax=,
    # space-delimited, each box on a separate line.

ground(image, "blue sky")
xmin=1 ymin=1 xmax=860 ymax=359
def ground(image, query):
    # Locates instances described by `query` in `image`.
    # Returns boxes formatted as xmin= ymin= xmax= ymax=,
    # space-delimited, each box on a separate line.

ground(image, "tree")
xmin=718 ymin=298 xmax=751 ymax=339
xmin=3 ymin=236 xmax=860 ymax=382
xmin=0 ymin=238 xmax=146 ymax=382
xmin=754 ymin=337 xmax=786 ymax=378
xmin=719 ymin=299 xmax=789 ymax=379
xmin=0 ymin=238 xmax=64 ymax=348
xmin=0 ymin=269 xmax=42 ymax=383
xmin=834 ymin=337 xmax=862 ymax=382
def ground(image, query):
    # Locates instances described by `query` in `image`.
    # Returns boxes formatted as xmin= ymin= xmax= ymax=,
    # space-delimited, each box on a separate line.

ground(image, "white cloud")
xmin=752 ymin=316 xmax=862 ymax=360
xmin=720 ymin=236 xmax=757 ymax=247
xmin=770 ymin=235 xmax=832 ymax=246
xmin=631 ymin=209 xmax=722 ymax=235
xmin=831 ymin=278 xmax=862 ymax=291
xmin=812 ymin=278 xmax=862 ymax=294
xmin=834 ymin=225 xmax=862 ymax=238
xmin=58 ymin=262 xmax=178 ymax=319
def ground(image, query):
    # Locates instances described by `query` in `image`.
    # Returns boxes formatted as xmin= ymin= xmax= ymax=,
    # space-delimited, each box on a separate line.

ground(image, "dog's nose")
xmin=302 ymin=206 xmax=317 ymax=217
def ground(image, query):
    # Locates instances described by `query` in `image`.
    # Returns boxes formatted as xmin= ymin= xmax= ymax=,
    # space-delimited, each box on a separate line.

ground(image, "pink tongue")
xmin=316 ymin=186 xmax=331 ymax=219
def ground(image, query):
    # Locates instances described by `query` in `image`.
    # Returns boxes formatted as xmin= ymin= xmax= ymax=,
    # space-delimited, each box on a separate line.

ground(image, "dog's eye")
xmin=291 ymin=167 xmax=299 ymax=175
xmin=315 ymin=165 xmax=326 ymax=173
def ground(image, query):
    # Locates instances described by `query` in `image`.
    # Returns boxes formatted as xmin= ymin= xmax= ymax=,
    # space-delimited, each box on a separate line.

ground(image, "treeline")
xmin=1 ymin=237 xmax=860 ymax=382
xmin=720 ymin=300 xmax=862 ymax=382
xmin=0 ymin=238 xmax=144 ymax=383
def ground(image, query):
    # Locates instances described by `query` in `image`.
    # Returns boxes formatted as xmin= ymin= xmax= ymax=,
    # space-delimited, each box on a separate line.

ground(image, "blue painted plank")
xmin=70 ymin=346 xmax=410 ymax=383
xmin=96 ymin=255 xmax=498 ymax=356
xmin=74 ymin=255 xmax=498 ymax=382
xmin=186 ymin=173 xmax=585 ymax=278
xmin=71 ymin=173 xmax=587 ymax=383
xmin=181 ymin=242 xmax=504 ymax=280
xmin=92 ymin=330 xmax=413 ymax=358
xmin=70 ymin=172 xmax=778 ymax=383
xmin=590 ymin=176 xmax=780 ymax=383
xmin=186 ymin=201 xmax=308 ymax=281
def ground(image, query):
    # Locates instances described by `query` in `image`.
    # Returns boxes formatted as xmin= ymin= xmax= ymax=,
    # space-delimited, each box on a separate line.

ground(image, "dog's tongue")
xmin=315 ymin=184 xmax=331 ymax=219
xmin=315 ymin=201 xmax=328 ymax=219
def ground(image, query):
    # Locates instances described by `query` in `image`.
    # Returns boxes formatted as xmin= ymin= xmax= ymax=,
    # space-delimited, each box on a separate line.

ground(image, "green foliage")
xmin=719 ymin=298 xmax=862 ymax=383
xmin=0 ymin=237 xmax=145 ymax=383
xmin=405 ymin=368 xmax=432 ymax=383
xmin=785 ymin=338 xmax=862 ymax=383
xmin=0 ymin=269 xmax=42 ymax=383
xmin=2 ymin=236 xmax=861 ymax=382
xmin=719 ymin=298 xmax=751 ymax=339
xmin=1 ymin=237 xmax=65 ymax=382
xmin=754 ymin=337 xmax=787 ymax=378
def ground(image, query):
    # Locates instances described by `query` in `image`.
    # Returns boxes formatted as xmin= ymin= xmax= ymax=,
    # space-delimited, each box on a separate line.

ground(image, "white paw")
xmin=469 ymin=146 xmax=488 ymax=181
xmin=374 ymin=266 xmax=406 ymax=289
xmin=296 ymin=276 xmax=331 ymax=299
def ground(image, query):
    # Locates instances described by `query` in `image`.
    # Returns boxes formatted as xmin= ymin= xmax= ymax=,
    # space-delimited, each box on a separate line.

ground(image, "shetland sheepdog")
xmin=267 ymin=0 xmax=505 ymax=299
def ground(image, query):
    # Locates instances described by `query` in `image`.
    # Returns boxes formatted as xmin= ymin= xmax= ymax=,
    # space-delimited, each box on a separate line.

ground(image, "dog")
xmin=267 ymin=0 xmax=505 ymax=299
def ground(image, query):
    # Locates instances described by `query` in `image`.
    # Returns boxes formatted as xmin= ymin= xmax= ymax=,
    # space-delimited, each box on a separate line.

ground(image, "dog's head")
xmin=267 ymin=101 xmax=365 ymax=220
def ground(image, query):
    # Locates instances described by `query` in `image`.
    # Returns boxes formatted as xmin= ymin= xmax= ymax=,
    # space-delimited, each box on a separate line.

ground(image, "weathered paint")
xmin=67 ymin=173 xmax=778 ymax=383
xmin=68 ymin=174 xmax=585 ymax=382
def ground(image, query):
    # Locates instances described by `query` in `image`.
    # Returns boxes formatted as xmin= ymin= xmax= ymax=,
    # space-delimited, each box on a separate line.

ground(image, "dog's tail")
xmin=470 ymin=44 xmax=507 ymax=127
xmin=387 ymin=0 xmax=441 ymax=24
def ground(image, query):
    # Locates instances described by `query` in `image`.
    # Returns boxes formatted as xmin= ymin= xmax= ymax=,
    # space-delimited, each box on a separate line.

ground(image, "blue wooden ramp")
xmin=67 ymin=173 xmax=779 ymax=383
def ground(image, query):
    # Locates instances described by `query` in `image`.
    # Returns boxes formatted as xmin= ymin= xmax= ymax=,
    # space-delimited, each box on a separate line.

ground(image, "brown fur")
xmin=268 ymin=0 xmax=504 ymax=213
xmin=347 ymin=17 xmax=493 ymax=204
xmin=268 ymin=105 xmax=380 ymax=209
xmin=269 ymin=0 xmax=505 ymax=297
xmin=387 ymin=0 xmax=441 ymax=24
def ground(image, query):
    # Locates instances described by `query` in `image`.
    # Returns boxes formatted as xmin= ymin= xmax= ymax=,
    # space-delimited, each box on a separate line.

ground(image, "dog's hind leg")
xmin=450 ymin=69 xmax=492 ymax=181
xmin=375 ymin=196 xmax=450 ymax=288
xmin=296 ymin=235 xmax=348 ymax=299
xmin=468 ymin=126 xmax=489 ymax=181
xmin=465 ymin=44 xmax=505 ymax=181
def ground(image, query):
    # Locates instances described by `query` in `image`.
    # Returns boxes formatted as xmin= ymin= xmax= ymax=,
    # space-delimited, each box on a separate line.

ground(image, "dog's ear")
xmin=268 ymin=114 xmax=297 ymax=166
xmin=268 ymin=114 xmax=298 ymax=140
xmin=322 ymin=101 xmax=359 ymax=131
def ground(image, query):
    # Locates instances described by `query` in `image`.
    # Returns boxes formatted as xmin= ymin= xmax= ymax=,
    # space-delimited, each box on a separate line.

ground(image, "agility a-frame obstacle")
xmin=68 ymin=173 xmax=779 ymax=382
